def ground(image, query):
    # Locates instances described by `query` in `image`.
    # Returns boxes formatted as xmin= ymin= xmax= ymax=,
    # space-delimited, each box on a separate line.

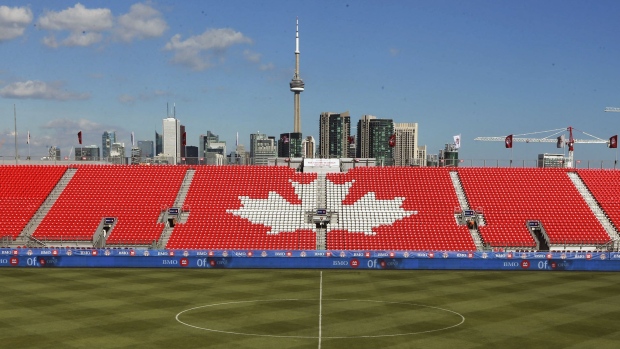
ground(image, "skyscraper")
xmin=102 ymin=131 xmax=116 ymax=160
xmin=369 ymin=118 xmax=394 ymax=165
xmin=199 ymin=131 xmax=220 ymax=158
xmin=357 ymin=116 xmax=394 ymax=164
xmin=290 ymin=18 xmax=304 ymax=133
xmin=278 ymin=132 xmax=303 ymax=158
xmin=319 ymin=111 xmax=350 ymax=158
xmin=417 ymin=145 xmax=427 ymax=167
xmin=302 ymin=136 xmax=316 ymax=158
xmin=162 ymin=117 xmax=180 ymax=164
xmin=137 ymin=140 xmax=154 ymax=159
xmin=356 ymin=115 xmax=376 ymax=158
xmin=180 ymin=124 xmax=186 ymax=158
xmin=75 ymin=145 xmax=100 ymax=161
xmin=185 ymin=145 xmax=198 ymax=165
xmin=155 ymin=131 xmax=163 ymax=156
xmin=250 ymin=132 xmax=277 ymax=165
xmin=393 ymin=123 xmax=418 ymax=166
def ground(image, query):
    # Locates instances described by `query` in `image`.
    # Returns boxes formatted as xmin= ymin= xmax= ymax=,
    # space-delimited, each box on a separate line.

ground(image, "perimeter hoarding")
xmin=2 ymin=249 xmax=620 ymax=271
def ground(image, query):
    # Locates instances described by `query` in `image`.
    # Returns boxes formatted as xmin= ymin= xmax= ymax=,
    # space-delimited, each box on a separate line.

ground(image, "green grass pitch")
xmin=1 ymin=269 xmax=619 ymax=349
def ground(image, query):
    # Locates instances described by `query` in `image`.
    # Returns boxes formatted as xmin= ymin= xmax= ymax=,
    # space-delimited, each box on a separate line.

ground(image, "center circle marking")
xmin=176 ymin=298 xmax=465 ymax=339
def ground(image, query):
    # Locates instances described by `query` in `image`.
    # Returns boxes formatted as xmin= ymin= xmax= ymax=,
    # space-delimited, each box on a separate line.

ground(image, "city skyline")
xmin=1 ymin=1 xmax=620 ymax=163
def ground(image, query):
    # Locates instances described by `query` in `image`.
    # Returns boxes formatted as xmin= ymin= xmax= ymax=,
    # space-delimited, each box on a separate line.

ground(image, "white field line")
xmin=318 ymin=270 xmax=323 ymax=349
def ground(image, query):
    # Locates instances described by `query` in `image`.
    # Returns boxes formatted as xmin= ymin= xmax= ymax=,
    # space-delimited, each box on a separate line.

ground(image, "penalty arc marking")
xmin=175 ymin=298 xmax=465 ymax=339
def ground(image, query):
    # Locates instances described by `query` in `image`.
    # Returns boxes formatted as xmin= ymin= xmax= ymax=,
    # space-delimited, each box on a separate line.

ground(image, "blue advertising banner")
xmin=1 ymin=248 xmax=619 ymax=271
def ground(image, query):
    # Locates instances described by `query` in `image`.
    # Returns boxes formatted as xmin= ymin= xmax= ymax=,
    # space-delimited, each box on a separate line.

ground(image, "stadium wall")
xmin=2 ymin=249 xmax=620 ymax=271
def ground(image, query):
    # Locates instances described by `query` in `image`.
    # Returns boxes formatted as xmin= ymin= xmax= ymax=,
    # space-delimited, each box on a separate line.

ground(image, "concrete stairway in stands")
xmin=449 ymin=171 xmax=484 ymax=250
xmin=18 ymin=168 xmax=78 ymax=244
xmin=316 ymin=174 xmax=327 ymax=250
xmin=157 ymin=168 xmax=195 ymax=248
xmin=567 ymin=172 xmax=620 ymax=249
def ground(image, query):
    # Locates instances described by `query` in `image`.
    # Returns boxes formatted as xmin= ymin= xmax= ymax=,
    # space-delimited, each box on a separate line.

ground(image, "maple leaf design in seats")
xmin=227 ymin=179 xmax=416 ymax=235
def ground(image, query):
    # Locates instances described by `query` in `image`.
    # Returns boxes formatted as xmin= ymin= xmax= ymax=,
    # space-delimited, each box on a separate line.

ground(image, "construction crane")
xmin=475 ymin=126 xmax=612 ymax=167
xmin=605 ymin=107 xmax=620 ymax=113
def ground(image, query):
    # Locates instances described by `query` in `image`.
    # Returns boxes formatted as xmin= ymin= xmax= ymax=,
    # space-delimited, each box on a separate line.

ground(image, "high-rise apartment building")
xmin=102 ymin=131 xmax=116 ymax=159
xmin=319 ymin=111 xmax=350 ymax=158
xmin=302 ymin=136 xmax=316 ymax=158
xmin=357 ymin=116 xmax=394 ymax=164
xmin=369 ymin=118 xmax=394 ymax=165
xmin=162 ymin=117 xmax=180 ymax=164
xmin=356 ymin=115 xmax=376 ymax=158
xmin=416 ymin=145 xmax=427 ymax=167
xmin=393 ymin=122 xmax=418 ymax=166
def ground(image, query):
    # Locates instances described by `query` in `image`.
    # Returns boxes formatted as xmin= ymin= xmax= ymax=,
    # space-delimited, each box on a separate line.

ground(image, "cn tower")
xmin=289 ymin=17 xmax=304 ymax=133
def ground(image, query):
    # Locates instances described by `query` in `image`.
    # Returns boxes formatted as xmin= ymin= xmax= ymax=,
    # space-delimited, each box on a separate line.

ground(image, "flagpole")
xmin=27 ymin=131 xmax=30 ymax=160
xmin=14 ymin=104 xmax=18 ymax=165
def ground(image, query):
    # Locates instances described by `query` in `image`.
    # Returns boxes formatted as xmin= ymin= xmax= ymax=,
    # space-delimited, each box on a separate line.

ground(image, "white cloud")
xmin=0 ymin=80 xmax=90 ymax=100
xmin=36 ymin=3 xmax=168 ymax=48
xmin=118 ymin=94 xmax=136 ymax=104
xmin=259 ymin=63 xmax=274 ymax=71
xmin=38 ymin=3 xmax=113 ymax=32
xmin=243 ymin=49 xmax=261 ymax=63
xmin=0 ymin=6 xmax=33 ymax=41
xmin=243 ymin=49 xmax=274 ymax=71
xmin=61 ymin=31 xmax=103 ymax=47
xmin=389 ymin=48 xmax=400 ymax=56
xmin=164 ymin=28 xmax=252 ymax=71
xmin=43 ymin=117 xmax=104 ymax=133
xmin=116 ymin=3 xmax=167 ymax=42
xmin=38 ymin=3 xmax=113 ymax=47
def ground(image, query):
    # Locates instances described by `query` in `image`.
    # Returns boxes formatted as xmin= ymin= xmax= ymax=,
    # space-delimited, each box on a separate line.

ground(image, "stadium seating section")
xmin=326 ymin=167 xmax=475 ymax=251
xmin=0 ymin=166 xmax=66 ymax=239
xmin=576 ymin=170 xmax=620 ymax=235
xmin=2 ymin=165 xmax=618 ymax=250
xmin=33 ymin=165 xmax=185 ymax=245
xmin=458 ymin=168 xmax=610 ymax=246
xmin=167 ymin=166 xmax=318 ymax=250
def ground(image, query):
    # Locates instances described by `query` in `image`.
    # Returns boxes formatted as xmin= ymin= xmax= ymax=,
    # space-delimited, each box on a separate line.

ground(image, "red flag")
xmin=505 ymin=134 xmax=513 ymax=148
xmin=182 ymin=132 xmax=187 ymax=146
xmin=77 ymin=131 xmax=82 ymax=145
xmin=348 ymin=136 xmax=355 ymax=144
xmin=609 ymin=135 xmax=618 ymax=149
xmin=388 ymin=134 xmax=396 ymax=148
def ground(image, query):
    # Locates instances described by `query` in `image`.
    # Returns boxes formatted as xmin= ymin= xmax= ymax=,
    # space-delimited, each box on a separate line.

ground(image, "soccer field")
xmin=1 ymin=269 xmax=619 ymax=349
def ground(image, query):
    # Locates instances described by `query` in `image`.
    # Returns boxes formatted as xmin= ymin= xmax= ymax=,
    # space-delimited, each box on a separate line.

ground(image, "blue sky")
xmin=1 ymin=0 xmax=619 ymax=163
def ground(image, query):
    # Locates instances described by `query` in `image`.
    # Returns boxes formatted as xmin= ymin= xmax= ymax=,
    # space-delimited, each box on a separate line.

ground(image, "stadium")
xmin=2 ymin=162 xmax=620 ymax=348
